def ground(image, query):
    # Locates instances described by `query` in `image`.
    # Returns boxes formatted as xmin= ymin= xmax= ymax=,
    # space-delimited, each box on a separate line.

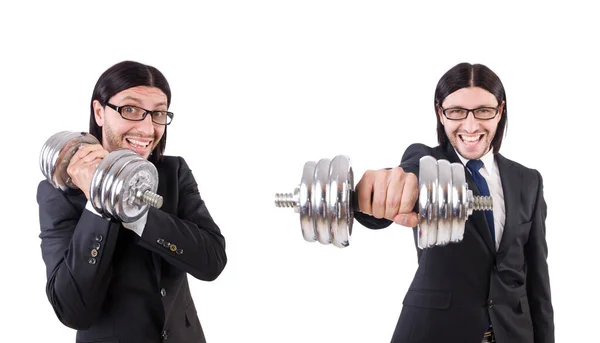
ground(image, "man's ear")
xmin=436 ymin=104 xmax=445 ymax=125
xmin=93 ymin=100 xmax=104 ymax=126
xmin=498 ymin=100 xmax=505 ymax=120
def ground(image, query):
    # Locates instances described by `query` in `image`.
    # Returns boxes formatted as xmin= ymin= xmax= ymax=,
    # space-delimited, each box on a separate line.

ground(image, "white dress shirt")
xmin=454 ymin=148 xmax=505 ymax=250
xmin=85 ymin=201 xmax=148 ymax=237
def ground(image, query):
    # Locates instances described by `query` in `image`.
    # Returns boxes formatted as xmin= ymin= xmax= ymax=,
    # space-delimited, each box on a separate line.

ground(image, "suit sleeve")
xmin=137 ymin=157 xmax=227 ymax=281
xmin=354 ymin=143 xmax=431 ymax=231
xmin=37 ymin=180 xmax=121 ymax=330
xmin=525 ymin=170 xmax=554 ymax=343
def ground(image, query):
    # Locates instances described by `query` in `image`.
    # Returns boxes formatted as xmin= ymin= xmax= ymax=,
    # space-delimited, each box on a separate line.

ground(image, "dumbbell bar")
xmin=39 ymin=131 xmax=163 ymax=223
xmin=274 ymin=155 xmax=492 ymax=249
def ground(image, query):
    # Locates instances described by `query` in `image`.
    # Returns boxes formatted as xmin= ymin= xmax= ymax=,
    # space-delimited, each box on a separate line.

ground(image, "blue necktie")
xmin=466 ymin=159 xmax=495 ymax=241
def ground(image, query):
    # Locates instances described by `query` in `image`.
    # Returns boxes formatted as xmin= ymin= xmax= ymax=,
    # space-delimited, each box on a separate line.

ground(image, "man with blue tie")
xmin=354 ymin=63 xmax=554 ymax=343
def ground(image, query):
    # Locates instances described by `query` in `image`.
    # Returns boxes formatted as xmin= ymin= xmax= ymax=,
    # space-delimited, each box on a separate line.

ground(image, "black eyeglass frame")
xmin=106 ymin=103 xmax=174 ymax=125
xmin=439 ymin=105 xmax=500 ymax=121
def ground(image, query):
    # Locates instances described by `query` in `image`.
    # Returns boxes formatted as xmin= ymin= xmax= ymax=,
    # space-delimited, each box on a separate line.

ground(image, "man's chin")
xmin=452 ymin=141 xmax=488 ymax=160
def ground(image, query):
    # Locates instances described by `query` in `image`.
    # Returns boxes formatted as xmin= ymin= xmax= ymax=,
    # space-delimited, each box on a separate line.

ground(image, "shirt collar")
xmin=454 ymin=146 xmax=496 ymax=174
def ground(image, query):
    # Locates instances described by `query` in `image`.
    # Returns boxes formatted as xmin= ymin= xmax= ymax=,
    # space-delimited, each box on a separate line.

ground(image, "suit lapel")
xmin=495 ymin=153 xmax=521 ymax=255
xmin=442 ymin=144 xmax=495 ymax=254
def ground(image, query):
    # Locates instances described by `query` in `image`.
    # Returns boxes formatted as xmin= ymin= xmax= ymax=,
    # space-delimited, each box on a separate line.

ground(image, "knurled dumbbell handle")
xmin=139 ymin=188 xmax=164 ymax=209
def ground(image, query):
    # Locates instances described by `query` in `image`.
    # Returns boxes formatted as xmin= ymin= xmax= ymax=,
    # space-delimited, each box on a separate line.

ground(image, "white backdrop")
xmin=1 ymin=1 xmax=598 ymax=342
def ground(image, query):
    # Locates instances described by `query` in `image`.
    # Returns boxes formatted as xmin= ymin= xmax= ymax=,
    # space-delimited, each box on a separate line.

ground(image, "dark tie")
xmin=465 ymin=159 xmax=495 ymax=241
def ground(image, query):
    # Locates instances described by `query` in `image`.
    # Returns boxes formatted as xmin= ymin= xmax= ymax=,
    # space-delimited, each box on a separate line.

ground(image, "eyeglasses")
xmin=106 ymin=103 xmax=174 ymax=125
xmin=441 ymin=106 xmax=499 ymax=120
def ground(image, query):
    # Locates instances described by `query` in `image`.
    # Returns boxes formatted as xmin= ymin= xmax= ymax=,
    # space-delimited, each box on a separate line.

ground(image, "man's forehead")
xmin=442 ymin=88 xmax=498 ymax=107
xmin=113 ymin=87 xmax=168 ymax=106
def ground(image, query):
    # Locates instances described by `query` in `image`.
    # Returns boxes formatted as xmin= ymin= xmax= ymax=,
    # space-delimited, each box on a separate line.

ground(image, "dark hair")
xmin=434 ymin=62 xmax=508 ymax=153
xmin=89 ymin=60 xmax=172 ymax=163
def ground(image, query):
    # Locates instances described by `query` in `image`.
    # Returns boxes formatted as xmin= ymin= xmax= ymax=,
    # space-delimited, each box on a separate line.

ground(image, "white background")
xmin=1 ymin=1 xmax=598 ymax=342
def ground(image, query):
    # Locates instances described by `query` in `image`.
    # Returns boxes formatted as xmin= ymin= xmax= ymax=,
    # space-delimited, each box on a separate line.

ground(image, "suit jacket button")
xmin=157 ymin=238 xmax=164 ymax=245
xmin=161 ymin=330 xmax=169 ymax=340
xmin=88 ymin=257 xmax=96 ymax=265
xmin=176 ymin=248 xmax=183 ymax=255
xmin=91 ymin=249 xmax=98 ymax=257
xmin=93 ymin=242 xmax=101 ymax=250
xmin=163 ymin=241 xmax=170 ymax=248
xmin=94 ymin=234 xmax=103 ymax=242
xmin=169 ymin=244 xmax=177 ymax=252
xmin=161 ymin=288 xmax=167 ymax=297
xmin=488 ymin=299 xmax=494 ymax=308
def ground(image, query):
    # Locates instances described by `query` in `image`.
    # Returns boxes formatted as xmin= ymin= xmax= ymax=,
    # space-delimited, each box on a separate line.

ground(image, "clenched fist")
xmin=66 ymin=144 xmax=109 ymax=200
xmin=355 ymin=167 xmax=419 ymax=227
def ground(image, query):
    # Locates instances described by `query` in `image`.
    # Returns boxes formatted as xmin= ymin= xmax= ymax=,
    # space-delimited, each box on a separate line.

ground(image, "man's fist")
xmin=355 ymin=167 xmax=419 ymax=227
xmin=66 ymin=144 xmax=109 ymax=200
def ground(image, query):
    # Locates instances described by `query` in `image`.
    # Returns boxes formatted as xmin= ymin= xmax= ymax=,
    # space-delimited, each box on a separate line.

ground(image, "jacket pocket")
xmin=402 ymin=289 xmax=451 ymax=310
xmin=185 ymin=303 xmax=198 ymax=328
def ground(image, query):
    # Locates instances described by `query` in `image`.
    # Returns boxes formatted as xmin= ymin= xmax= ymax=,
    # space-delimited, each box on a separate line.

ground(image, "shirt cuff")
xmin=122 ymin=211 xmax=148 ymax=237
xmin=85 ymin=201 xmax=107 ymax=219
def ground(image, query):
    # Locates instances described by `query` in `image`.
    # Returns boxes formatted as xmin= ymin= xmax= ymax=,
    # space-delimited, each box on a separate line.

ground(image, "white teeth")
xmin=127 ymin=138 xmax=150 ymax=148
xmin=460 ymin=135 xmax=482 ymax=143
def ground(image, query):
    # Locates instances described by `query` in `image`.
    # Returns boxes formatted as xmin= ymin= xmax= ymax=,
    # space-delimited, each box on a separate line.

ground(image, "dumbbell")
xmin=274 ymin=155 xmax=493 ymax=249
xmin=39 ymin=131 xmax=163 ymax=223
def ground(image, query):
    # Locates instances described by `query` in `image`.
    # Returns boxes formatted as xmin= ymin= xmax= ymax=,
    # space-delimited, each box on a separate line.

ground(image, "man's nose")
xmin=136 ymin=114 xmax=155 ymax=135
xmin=461 ymin=111 xmax=481 ymax=131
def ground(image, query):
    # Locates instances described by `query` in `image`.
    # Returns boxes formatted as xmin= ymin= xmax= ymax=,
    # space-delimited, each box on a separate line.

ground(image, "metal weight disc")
xmin=108 ymin=153 xmax=146 ymax=221
xmin=95 ymin=151 xmax=120 ymax=219
xmin=40 ymin=131 xmax=72 ymax=188
xmin=103 ymin=150 xmax=142 ymax=219
xmin=312 ymin=158 xmax=332 ymax=245
xmin=328 ymin=155 xmax=353 ymax=248
xmin=99 ymin=151 xmax=131 ymax=218
xmin=418 ymin=156 xmax=438 ymax=249
xmin=299 ymin=161 xmax=317 ymax=243
xmin=436 ymin=159 xmax=452 ymax=246
xmin=91 ymin=149 xmax=137 ymax=217
xmin=40 ymin=131 xmax=99 ymax=191
xmin=107 ymin=152 xmax=145 ymax=217
xmin=90 ymin=151 xmax=117 ymax=216
xmin=39 ymin=131 xmax=70 ymax=188
xmin=450 ymin=163 xmax=468 ymax=243
xmin=111 ymin=157 xmax=158 ymax=222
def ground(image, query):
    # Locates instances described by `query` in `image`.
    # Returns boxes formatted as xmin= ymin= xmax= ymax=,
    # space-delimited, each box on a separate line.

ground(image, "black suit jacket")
xmin=37 ymin=155 xmax=227 ymax=343
xmin=356 ymin=143 xmax=554 ymax=343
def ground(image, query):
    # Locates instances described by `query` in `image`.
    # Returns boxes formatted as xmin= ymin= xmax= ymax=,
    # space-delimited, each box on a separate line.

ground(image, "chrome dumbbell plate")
xmin=417 ymin=156 xmax=469 ymax=249
xmin=114 ymin=154 xmax=161 ymax=222
xmin=91 ymin=149 xmax=160 ymax=222
xmin=276 ymin=155 xmax=354 ymax=248
xmin=328 ymin=155 xmax=353 ymax=249
xmin=40 ymin=131 xmax=100 ymax=191
xmin=417 ymin=156 xmax=492 ymax=249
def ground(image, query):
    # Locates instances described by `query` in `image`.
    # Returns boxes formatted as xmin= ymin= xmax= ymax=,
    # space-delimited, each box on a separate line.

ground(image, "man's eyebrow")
xmin=443 ymin=104 xmax=497 ymax=108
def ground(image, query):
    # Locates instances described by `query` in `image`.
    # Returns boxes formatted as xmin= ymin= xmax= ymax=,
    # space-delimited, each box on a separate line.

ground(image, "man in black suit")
xmin=354 ymin=63 xmax=553 ymax=342
xmin=37 ymin=61 xmax=227 ymax=343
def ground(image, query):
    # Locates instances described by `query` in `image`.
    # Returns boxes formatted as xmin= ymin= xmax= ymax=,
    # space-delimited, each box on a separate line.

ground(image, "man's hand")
xmin=355 ymin=167 xmax=419 ymax=227
xmin=66 ymin=144 xmax=109 ymax=200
